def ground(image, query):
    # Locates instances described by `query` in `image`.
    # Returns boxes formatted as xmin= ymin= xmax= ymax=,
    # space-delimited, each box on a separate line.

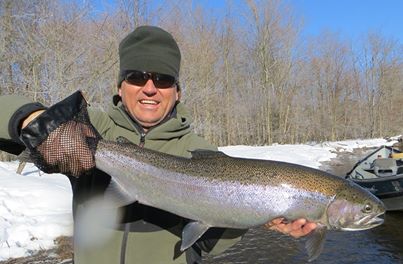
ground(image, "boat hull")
xmin=381 ymin=195 xmax=403 ymax=211
xmin=351 ymin=176 xmax=403 ymax=211
xmin=346 ymin=145 xmax=403 ymax=211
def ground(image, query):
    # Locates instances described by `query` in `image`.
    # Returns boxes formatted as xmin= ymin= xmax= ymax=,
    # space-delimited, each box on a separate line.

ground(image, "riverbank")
xmin=0 ymin=236 xmax=72 ymax=264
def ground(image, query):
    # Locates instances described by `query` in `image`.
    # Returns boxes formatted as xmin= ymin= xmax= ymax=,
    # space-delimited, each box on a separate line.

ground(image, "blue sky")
xmin=91 ymin=0 xmax=403 ymax=43
xmin=290 ymin=0 xmax=403 ymax=42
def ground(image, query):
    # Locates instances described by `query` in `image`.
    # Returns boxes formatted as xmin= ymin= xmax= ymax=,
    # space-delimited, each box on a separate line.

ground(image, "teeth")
xmin=140 ymin=100 xmax=158 ymax=105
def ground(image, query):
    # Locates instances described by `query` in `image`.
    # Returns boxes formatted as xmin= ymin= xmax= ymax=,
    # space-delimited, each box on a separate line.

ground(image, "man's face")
xmin=118 ymin=79 xmax=179 ymax=130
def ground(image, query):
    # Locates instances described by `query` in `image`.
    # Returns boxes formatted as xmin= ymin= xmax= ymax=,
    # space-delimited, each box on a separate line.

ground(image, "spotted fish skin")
xmin=94 ymin=139 xmax=385 ymax=262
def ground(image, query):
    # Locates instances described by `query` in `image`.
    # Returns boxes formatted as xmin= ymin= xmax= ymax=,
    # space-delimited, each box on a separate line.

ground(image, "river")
xmin=204 ymin=147 xmax=403 ymax=264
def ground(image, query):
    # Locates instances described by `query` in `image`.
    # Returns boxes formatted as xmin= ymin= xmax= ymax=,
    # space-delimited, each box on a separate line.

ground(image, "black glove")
xmin=20 ymin=91 xmax=101 ymax=177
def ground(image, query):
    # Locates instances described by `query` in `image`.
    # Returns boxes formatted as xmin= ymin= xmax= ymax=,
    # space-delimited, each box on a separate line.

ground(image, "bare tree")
xmin=1 ymin=0 xmax=402 ymax=148
xmin=305 ymin=32 xmax=351 ymax=141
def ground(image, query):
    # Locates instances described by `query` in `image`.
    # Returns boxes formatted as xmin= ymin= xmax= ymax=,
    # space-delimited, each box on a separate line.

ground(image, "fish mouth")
xmin=341 ymin=212 xmax=385 ymax=231
xmin=362 ymin=213 xmax=384 ymax=228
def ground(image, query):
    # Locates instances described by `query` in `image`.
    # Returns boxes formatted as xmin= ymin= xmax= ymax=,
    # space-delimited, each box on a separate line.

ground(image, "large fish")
xmin=94 ymin=138 xmax=385 ymax=262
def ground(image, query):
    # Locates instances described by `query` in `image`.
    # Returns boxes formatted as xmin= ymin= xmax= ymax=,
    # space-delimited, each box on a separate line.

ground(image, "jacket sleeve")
xmin=0 ymin=95 xmax=46 ymax=154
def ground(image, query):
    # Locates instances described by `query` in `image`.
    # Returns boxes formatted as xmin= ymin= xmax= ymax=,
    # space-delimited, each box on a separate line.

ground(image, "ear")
xmin=176 ymin=89 xmax=181 ymax=101
xmin=118 ymin=87 xmax=122 ymax=97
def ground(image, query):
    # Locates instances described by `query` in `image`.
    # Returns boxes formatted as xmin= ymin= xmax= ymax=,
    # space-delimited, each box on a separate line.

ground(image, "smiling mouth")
xmin=140 ymin=100 xmax=159 ymax=105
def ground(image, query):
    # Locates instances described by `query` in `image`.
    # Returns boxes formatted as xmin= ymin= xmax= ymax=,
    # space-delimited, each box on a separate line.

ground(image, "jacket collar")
xmin=109 ymin=95 xmax=192 ymax=140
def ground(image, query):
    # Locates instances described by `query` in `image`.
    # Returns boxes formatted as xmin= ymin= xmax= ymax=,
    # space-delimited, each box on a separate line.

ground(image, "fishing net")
xmin=20 ymin=91 xmax=101 ymax=177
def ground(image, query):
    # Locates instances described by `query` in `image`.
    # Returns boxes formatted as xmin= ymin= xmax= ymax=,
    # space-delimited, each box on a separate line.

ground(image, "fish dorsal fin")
xmin=305 ymin=225 xmax=327 ymax=262
xmin=190 ymin=150 xmax=228 ymax=159
xmin=181 ymin=221 xmax=211 ymax=251
xmin=116 ymin=136 xmax=133 ymax=145
xmin=115 ymin=136 xmax=143 ymax=150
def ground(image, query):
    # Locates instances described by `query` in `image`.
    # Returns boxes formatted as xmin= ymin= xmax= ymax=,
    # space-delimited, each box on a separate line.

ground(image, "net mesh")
xmin=27 ymin=101 xmax=101 ymax=177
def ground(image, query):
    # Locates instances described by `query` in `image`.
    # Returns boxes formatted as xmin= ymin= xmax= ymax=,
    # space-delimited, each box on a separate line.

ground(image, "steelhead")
xmin=94 ymin=138 xmax=385 ymax=262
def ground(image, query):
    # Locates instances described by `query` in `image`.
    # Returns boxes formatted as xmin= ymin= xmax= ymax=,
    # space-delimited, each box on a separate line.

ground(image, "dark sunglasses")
xmin=122 ymin=70 xmax=177 ymax=88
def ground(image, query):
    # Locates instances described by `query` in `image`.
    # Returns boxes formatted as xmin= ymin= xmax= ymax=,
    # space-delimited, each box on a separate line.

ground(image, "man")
xmin=0 ymin=26 xmax=316 ymax=263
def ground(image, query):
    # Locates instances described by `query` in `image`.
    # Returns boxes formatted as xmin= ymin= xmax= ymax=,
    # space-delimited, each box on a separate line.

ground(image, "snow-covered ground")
xmin=0 ymin=163 xmax=72 ymax=260
xmin=0 ymin=137 xmax=399 ymax=260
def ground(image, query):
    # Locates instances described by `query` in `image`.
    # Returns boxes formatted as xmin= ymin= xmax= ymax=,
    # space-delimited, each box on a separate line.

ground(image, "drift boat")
xmin=346 ymin=145 xmax=403 ymax=211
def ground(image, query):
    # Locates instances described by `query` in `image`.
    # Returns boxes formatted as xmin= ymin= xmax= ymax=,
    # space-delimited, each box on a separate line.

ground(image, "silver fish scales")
xmin=94 ymin=138 xmax=385 ymax=262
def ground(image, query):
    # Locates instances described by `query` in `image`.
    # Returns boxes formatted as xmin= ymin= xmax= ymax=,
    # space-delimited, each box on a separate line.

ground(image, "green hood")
xmin=88 ymin=95 xmax=216 ymax=158
xmin=108 ymin=96 xmax=193 ymax=140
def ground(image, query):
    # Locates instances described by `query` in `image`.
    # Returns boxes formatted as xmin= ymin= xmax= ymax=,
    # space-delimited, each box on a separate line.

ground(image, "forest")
xmin=1 ymin=0 xmax=402 ymax=147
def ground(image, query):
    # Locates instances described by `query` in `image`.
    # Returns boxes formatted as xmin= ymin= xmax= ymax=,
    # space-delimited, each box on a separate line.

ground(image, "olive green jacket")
xmin=0 ymin=94 xmax=245 ymax=264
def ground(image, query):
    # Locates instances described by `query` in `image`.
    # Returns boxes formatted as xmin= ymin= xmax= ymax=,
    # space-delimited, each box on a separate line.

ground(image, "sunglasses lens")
xmin=124 ymin=71 xmax=176 ymax=88
xmin=153 ymin=73 xmax=176 ymax=88
xmin=125 ymin=71 xmax=148 ymax=86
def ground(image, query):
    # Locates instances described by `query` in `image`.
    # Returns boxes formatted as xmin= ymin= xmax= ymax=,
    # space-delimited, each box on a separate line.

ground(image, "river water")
xmin=204 ymin=148 xmax=403 ymax=264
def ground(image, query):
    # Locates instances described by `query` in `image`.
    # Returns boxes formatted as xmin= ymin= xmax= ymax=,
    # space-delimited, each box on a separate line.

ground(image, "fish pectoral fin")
xmin=305 ymin=225 xmax=327 ymax=262
xmin=180 ymin=221 xmax=211 ymax=251
xmin=104 ymin=178 xmax=138 ymax=208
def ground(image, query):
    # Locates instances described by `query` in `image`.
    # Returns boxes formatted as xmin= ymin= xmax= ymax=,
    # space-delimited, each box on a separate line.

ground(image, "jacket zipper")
xmin=120 ymin=132 xmax=145 ymax=263
xmin=139 ymin=132 xmax=146 ymax=148
xmin=120 ymin=131 xmax=145 ymax=264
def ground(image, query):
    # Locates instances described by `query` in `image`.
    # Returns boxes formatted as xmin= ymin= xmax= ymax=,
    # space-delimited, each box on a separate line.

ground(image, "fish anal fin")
xmin=181 ymin=221 xmax=210 ymax=251
xmin=305 ymin=225 xmax=327 ymax=262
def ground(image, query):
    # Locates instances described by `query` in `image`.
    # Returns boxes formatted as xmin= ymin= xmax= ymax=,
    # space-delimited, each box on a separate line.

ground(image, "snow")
xmin=0 ymin=137 xmax=399 ymax=260
xmin=0 ymin=163 xmax=72 ymax=260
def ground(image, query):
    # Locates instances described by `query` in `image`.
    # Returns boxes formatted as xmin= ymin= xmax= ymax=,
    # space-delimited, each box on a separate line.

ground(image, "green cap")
xmin=118 ymin=26 xmax=181 ymax=87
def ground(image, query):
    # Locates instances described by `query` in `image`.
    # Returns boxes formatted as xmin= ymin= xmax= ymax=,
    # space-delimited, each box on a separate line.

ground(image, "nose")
xmin=142 ymin=79 xmax=158 ymax=95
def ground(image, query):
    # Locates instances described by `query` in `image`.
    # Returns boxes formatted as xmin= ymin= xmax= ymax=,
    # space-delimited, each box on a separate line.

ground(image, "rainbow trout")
xmin=95 ymin=138 xmax=385 ymax=262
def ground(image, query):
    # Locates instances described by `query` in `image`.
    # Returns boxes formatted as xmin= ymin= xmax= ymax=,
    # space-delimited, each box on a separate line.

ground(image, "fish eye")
xmin=362 ymin=204 xmax=372 ymax=213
